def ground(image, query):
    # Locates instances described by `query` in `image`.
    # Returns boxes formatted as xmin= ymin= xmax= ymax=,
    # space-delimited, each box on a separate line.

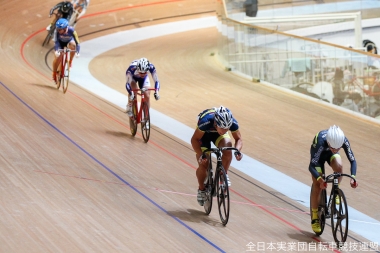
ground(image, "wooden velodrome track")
xmin=1 ymin=0 xmax=379 ymax=252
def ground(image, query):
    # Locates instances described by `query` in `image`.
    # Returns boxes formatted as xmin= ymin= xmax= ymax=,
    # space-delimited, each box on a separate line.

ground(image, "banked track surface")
xmin=1 ymin=0 xmax=380 ymax=252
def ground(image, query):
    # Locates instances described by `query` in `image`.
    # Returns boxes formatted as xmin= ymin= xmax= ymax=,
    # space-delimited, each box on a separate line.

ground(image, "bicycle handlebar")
xmin=57 ymin=48 xmax=76 ymax=52
xmin=202 ymin=147 xmax=241 ymax=158
xmin=325 ymin=173 xmax=356 ymax=184
xmin=131 ymin=88 xmax=156 ymax=92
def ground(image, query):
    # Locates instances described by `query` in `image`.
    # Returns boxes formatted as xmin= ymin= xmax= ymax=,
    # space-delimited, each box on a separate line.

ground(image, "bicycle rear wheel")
xmin=331 ymin=189 xmax=349 ymax=247
xmin=216 ymin=167 xmax=230 ymax=226
xmin=129 ymin=100 xmax=138 ymax=136
xmin=203 ymin=158 xmax=213 ymax=215
xmin=140 ymin=102 xmax=150 ymax=143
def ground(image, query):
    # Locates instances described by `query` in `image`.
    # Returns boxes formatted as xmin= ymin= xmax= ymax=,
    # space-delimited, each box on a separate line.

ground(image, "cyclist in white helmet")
xmin=191 ymin=106 xmax=243 ymax=206
xmin=70 ymin=0 xmax=90 ymax=27
xmin=309 ymin=125 xmax=358 ymax=234
xmin=125 ymin=58 xmax=160 ymax=120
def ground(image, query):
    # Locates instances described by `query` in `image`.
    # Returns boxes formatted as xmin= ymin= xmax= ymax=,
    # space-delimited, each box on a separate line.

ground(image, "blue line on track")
xmin=0 ymin=81 xmax=226 ymax=253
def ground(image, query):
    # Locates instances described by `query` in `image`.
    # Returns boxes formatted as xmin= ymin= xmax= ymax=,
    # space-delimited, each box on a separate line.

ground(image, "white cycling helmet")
xmin=214 ymin=106 xmax=233 ymax=129
xmin=326 ymin=125 xmax=345 ymax=149
xmin=137 ymin=58 xmax=150 ymax=73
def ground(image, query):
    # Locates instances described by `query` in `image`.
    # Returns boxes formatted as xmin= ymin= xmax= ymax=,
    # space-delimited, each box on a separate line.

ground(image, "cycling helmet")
xmin=56 ymin=18 xmax=69 ymax=29
xmin=61 ymin=2 xmax=72 ymax=13
xmin=214 ymin=106 xmax=233 ymax=129
xmin=326 ymin=125 xmax=345 ymax=149
xmin=137 ymin=58 xmax=150 ymax=73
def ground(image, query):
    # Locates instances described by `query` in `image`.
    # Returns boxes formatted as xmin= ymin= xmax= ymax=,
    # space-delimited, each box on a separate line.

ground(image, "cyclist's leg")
xmin=66 ymin=39 xmax=76 ymax=67
xmin=126 ymin=80 xmax=138 ymax=115
xmin=140 ymin=76 xmax=151 ymax=108
xmin=195 ymin=135 xmax=210 ymax=206
xmin=196 ymin=135 xmax=211 ymax=191
xmin=215 ymin=133 xmax=233 ymax=173
xmin=52 ymin=41 xmax=65 ymax=80
xmin=328 ymin=153 xmax=343 ymax=184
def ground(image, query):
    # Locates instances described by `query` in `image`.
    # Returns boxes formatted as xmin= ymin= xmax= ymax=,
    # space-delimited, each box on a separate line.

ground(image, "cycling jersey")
xmin=54 ymin=26 xmax=80 ymax=53
xmin=50 ymin=1 xmax=74 ymax=21
xmin=309 ymin=129 xmax=357 ymax=179
xmin=125 ymin=59 xmax=160 ymax=95
xmin=197 ymin=108 xmax=239 ymax=133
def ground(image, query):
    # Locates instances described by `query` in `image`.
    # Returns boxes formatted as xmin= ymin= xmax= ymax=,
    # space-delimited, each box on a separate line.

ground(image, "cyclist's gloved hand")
xmin=317 ymin=177 xmax=327 ymax=189
xmin=54 ymin=51 xmax=60 ymax=57
xmin=154 ymin=91 xmax=160 ymax=101
xmin=198 ymin=154 xmax=207 ymax=165
xmin=234 ymin=151 xmax=243 ymax=161
xmin=129 ymin=93 xmax=135 ymax=101
xmin=350 ymin=176 xmax=358 ymax=188
xmin=75 ymin=52 xmax=80 ymax=58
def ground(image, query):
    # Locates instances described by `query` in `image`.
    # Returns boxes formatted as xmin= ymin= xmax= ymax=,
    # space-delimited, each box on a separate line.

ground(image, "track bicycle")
xmin=310 ymin=172 xmax=356 ymax=247
xmin=201 ymin=147 xmax=241 ymax=226
xmin=55 ymin=48 xmax=75 ymax=94
xmin=42 ymin=12 xmax=58 ymax=46
xmin=128 ymin=88 xmax=155 ymax=143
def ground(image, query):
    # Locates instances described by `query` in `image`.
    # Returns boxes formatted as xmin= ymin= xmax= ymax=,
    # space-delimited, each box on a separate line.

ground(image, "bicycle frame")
xmin=42 ymin=12 xmax=58 ymax=46
xmin=128 ymin=87 xmax=155 ymax=143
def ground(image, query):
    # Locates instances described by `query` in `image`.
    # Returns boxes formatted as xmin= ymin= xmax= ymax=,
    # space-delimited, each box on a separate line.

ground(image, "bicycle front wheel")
xmin=141 ymin=102 xmax=150 ymax=143
xmin=216 ymin=167 xmax=230 ymax=226
xmin=203 ymin=158 xmax=213 ymax=215
xmin=129 ymin=100 xmax=138 ymax=136
xmin=42 ymin=29 xmax=54 ymax=46
xmin=62 ymin=54 xmax=70 ymax=93
xmin=331 ymin=188 xmax=349 ymax=247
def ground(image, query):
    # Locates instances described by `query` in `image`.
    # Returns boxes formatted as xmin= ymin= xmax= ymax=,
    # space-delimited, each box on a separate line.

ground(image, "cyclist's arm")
xmin=191 ymin=128 xmax=205 ymax=157
xmin=230 ymin=130 xmax=243 ymax=151
xmin=54 ymin=34 xmax=60 ymax=52
xmin=72 ymin=30 xmax=80 ymax=53
xmin=309 ymin=144 xmax=323 ymax=179
xmin=149 ymin=65 xmax=160 ymax=91
xmin=49 ymin=4 xmax=60 ymax=16
xmin=125 ymin=71 xmax=133 ymax=95
xmin=342 ymin=138 xmax=357 ymax=176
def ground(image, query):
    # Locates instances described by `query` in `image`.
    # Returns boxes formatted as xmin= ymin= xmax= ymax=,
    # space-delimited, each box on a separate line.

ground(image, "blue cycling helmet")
xmin=56 ymin=18 xmax=69 ymax=29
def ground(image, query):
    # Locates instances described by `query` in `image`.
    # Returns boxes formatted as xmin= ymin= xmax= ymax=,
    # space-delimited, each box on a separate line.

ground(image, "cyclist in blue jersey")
xmin=125 ymin=58 xmax=160 ymax=118
xmin=52 ymin=18 xmax=80 ymax=82
xmin=191 ymin=106 xmax=243 ymax=206
xmin=309 ymin=125 xmax=358 ymax=233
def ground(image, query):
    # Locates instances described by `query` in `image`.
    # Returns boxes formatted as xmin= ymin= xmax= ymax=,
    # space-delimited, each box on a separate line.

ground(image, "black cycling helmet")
xmin=62 ymin=1 xmax=72 ymax=13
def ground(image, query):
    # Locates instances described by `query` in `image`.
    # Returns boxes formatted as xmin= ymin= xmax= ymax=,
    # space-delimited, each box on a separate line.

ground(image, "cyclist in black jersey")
xmin=309 ymin=125 xmax=358 ymax=233
xmin=46 ymin=1 xmax=74 ymax=31
xmin=191 ymin=106 xmax=243 ymax=206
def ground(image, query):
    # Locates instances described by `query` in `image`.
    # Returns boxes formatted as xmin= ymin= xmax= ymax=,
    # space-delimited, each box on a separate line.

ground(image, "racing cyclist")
xmin=309 ymin=125 xmax=358 ymax=234
xmin=125 ymin=58 xmax=160 ymax=123
xmin=52 ymin=18 xmax=80 ymax=82
xmin=70 ymin=0 xmax=90 ymax=26
xmin=47 ymin=1 xmax=74 ymax=31
xmin=191 ymin=106 xmax=243 ymax=206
